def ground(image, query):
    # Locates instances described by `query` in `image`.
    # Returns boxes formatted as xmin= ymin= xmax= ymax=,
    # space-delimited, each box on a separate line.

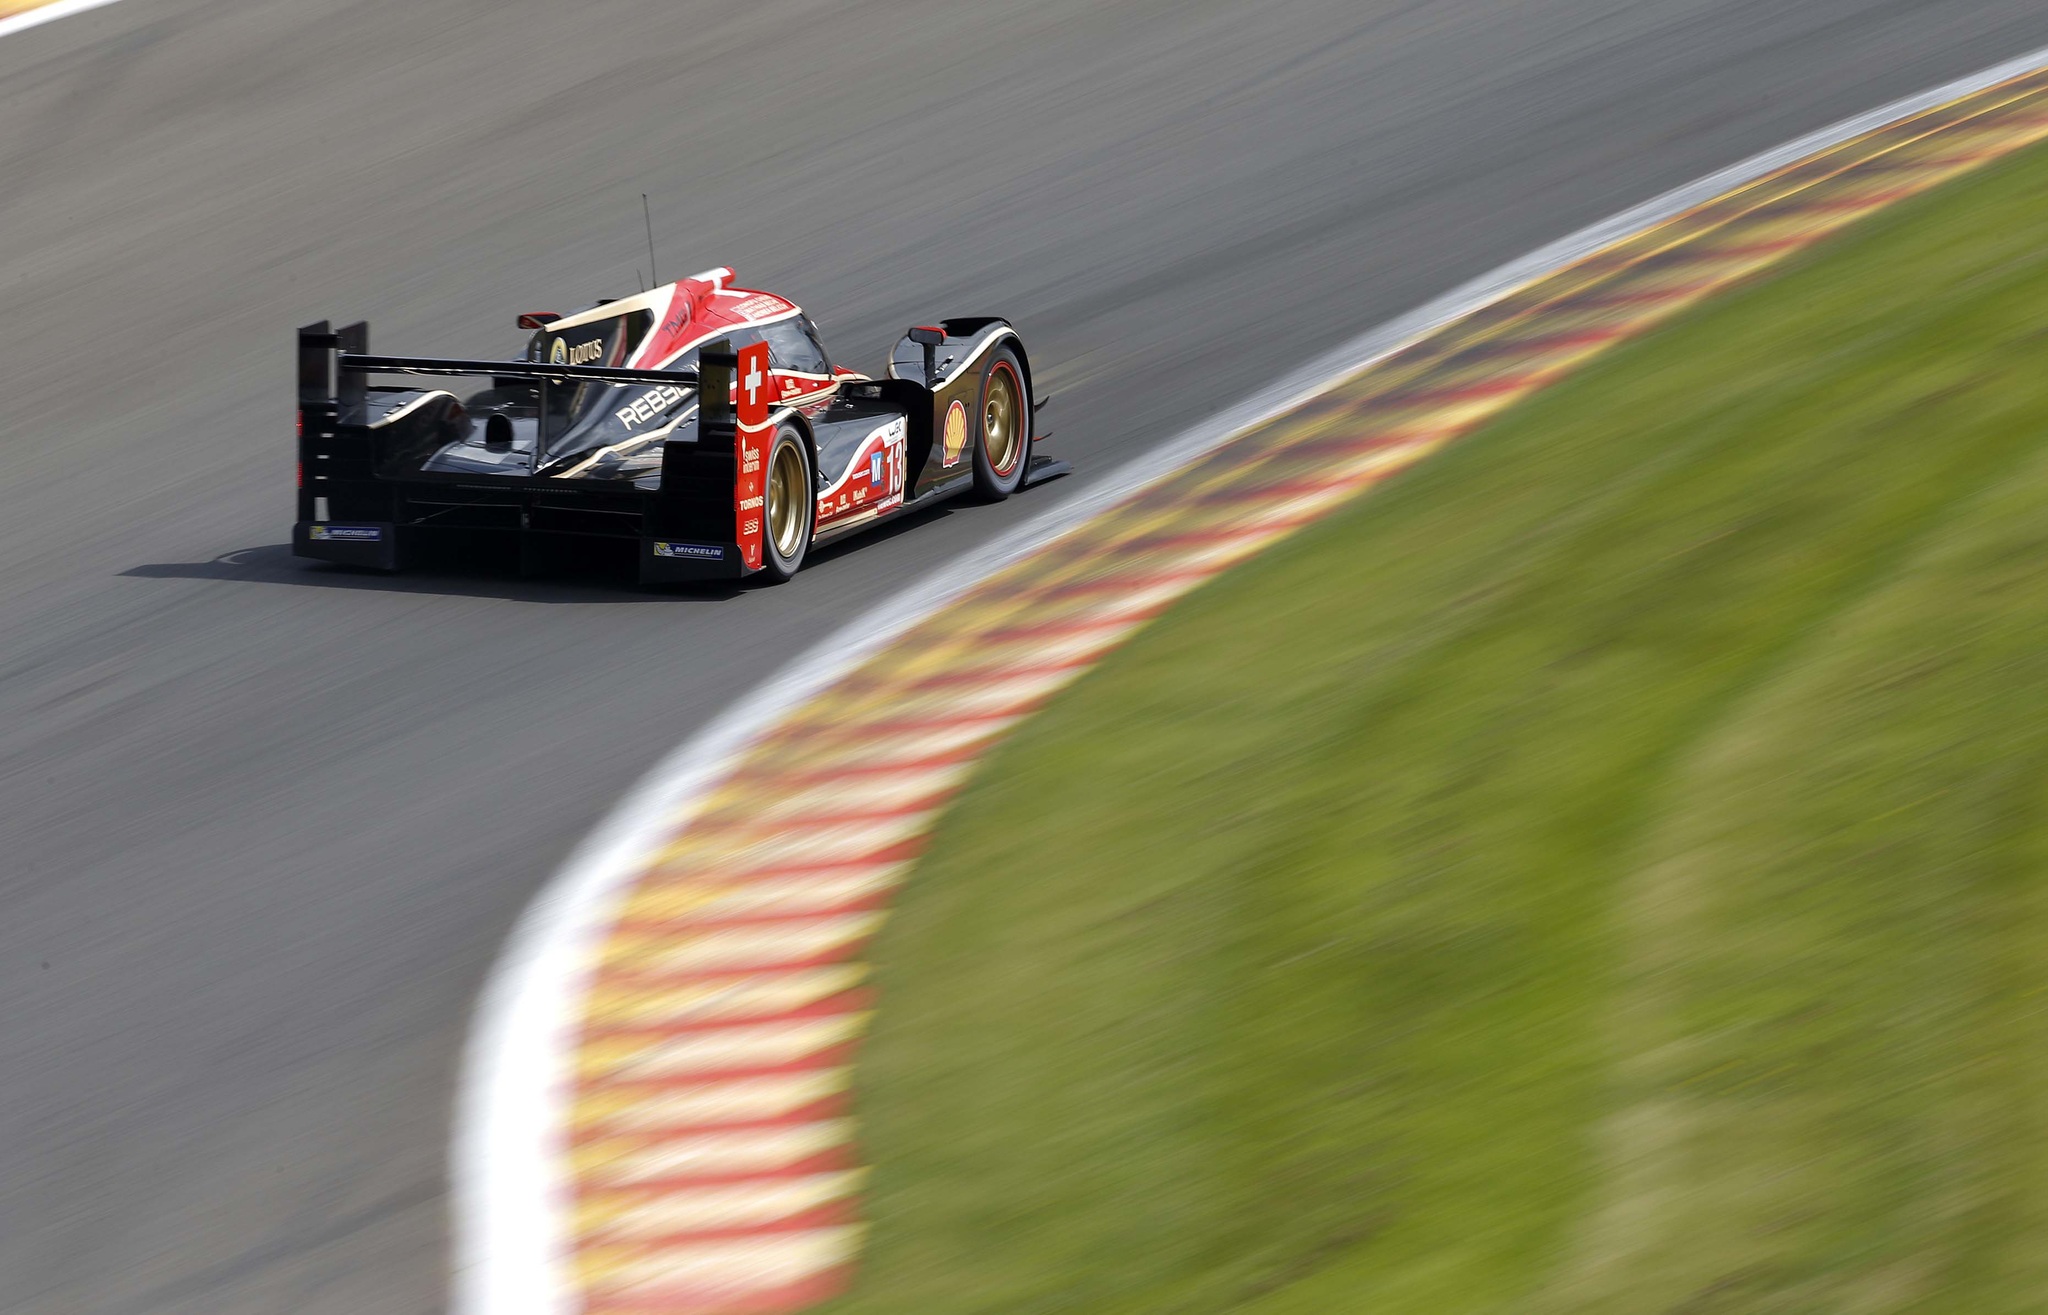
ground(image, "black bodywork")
xmin=292 ymin=317 xmax=1066 ymax=584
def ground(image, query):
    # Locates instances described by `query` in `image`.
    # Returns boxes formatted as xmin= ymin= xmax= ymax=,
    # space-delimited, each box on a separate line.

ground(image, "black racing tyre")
xmin=970 ymin=346 xmax=1029 ymax=501
xmin=759 ymin=422 xmax=814 ymax=583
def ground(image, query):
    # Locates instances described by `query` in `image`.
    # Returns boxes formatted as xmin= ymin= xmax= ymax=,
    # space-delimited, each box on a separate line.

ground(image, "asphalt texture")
xmin=3 ymin=1 xmax=2047 ymax=1310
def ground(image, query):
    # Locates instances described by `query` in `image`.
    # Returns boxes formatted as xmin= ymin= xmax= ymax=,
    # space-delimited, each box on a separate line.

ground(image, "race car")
xmin=292 ymin=266 xmax=1065 ymax=583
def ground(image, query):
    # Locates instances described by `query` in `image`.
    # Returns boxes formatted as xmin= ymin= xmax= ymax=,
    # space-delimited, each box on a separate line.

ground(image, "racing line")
xmin=456 ymin=46 xmax=2048 ymax=1315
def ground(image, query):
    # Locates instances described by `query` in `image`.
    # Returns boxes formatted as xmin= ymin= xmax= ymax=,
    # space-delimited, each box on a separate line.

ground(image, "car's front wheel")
xmin=971 ymin=346 xmax=1030 ymax=501
xmin=760 ymin=423 xmax=814 ymax=583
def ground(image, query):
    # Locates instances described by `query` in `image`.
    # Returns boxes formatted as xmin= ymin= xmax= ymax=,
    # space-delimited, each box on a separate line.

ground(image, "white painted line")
xmin=0 ymin=0 xmax=126 ymax=40
xmin=450 ymin=42 xmax=2048 ymax=1315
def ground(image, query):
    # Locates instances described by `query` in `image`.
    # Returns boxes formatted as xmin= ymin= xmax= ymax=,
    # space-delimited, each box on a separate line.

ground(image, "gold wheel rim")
xmin=984 ymin=366 xmax=1020 ymax=475
xmin=767 ymin=438 xmax=807 ymax=559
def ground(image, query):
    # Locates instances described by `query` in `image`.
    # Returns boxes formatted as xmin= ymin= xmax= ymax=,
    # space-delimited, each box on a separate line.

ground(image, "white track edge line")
xmin=451 ymin=41 xmax=2048 ymax=1315
xmin=0 ymin=0 xmax=125 ymax=40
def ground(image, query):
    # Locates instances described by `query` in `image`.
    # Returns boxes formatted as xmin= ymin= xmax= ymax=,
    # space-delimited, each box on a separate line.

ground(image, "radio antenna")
xmin=641 ymin=193 xmax=659 ymax=288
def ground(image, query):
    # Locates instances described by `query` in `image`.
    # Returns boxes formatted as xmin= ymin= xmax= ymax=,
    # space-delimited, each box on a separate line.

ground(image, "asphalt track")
xmin=5 ymin=3 xmax=2048 ymax=1311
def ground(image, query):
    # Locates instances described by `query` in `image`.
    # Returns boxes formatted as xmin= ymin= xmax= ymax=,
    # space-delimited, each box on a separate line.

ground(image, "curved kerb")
xmin=455 ymin=45 xmax=2048 ymax=1315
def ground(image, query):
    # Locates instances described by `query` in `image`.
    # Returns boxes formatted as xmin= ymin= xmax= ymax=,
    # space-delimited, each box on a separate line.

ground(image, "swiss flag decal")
xmin=737 ymin=341 xmax=772 ymax=430
xmin=733 ymin=340 xmax=775 ymax=572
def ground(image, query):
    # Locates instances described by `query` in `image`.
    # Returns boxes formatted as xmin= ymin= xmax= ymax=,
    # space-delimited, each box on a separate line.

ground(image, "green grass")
xmin=831 ymin=142 xmax=2048 ymax=1314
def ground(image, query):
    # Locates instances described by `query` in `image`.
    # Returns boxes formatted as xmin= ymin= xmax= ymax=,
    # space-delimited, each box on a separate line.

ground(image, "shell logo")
xmin=942 ymin=400 xmax=968 ymax=467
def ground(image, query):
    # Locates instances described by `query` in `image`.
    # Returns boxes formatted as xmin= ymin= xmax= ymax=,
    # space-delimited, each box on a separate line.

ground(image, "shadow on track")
xmin=120 ymin=500 xmax=971 ymax=603
xmin=121 ymin=543 xmax=742 ymax=604
xmin=116 ymin=479 xmax=1040 ymax=598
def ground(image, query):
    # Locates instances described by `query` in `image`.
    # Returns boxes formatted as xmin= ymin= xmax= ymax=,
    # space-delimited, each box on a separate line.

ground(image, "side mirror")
xmin=907 ymin=326 xmax=946 ymax=386
xmin=517 ymin=312 xmax=562 ymax=330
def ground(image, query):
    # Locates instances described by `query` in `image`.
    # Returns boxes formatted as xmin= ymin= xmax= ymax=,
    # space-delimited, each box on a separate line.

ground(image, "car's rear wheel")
xmin=760 ymin=423 xmax=813 ymax=583
xmin=971 ymin=347 xmax=1029 ymax=500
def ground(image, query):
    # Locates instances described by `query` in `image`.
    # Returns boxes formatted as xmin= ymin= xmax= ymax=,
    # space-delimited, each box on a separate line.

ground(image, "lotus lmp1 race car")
xmin=292 ymin=266 xmax=1066 ymax=583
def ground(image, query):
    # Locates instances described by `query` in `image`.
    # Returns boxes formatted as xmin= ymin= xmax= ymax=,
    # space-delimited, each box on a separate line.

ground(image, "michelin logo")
xmin=309 ymin=524 xmax=383 ymax=542
xmin=653 ymin=541 xmax=723 ymax=561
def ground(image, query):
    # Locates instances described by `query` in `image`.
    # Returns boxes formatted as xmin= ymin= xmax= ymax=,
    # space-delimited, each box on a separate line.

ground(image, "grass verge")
xmin=833 ymin=141 xmax=2048 ymax=1314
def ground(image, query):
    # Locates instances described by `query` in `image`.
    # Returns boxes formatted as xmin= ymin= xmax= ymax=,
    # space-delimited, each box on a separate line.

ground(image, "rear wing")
xmin=295 ymin=320 xmax=757 ymax=580
xmin=338 ymin=354 xmax=703 ymax=386
xmin=296 ymin=320 xmax=707 ymax=472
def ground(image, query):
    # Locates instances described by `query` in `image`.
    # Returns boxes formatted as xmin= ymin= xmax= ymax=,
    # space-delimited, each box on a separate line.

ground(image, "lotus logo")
xmin=549 ymin=337 xmax=605 ymax=366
